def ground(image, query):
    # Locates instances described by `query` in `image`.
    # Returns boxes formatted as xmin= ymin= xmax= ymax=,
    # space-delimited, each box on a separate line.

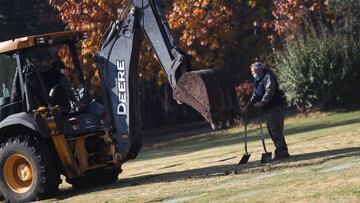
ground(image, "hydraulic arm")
xmin=95 ymin=0 xmax=238 ymax=160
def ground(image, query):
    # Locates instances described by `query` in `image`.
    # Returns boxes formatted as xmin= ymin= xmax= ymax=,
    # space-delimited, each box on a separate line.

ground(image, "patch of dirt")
xmin=253 ymin=172 xmax=278 ymax=180
xmin=320 ymin=163 xmax=354 ymax=173
xmin=158 ymin=164 xmax=184 ymax=170
xmin=214 ymin=156 xmax=238 ymax=163
xmin=187 ymin=153 xmax=358 ymax=180
xmin=162 ymin=194 xmax=205 ymax=203
xmin=226 ymin=189 xmax=268 ymax=200
xmin=129 ymin=171 xmax=151 ymax=177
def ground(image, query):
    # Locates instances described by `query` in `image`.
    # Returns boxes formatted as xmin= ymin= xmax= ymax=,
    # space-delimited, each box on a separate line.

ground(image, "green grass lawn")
xmin=45 ymin=110 xmax=360 ymax=203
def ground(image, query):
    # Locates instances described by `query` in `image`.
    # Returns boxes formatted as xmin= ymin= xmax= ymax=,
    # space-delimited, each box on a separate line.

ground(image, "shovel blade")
xmin=173 ymin=68 xmax=239 ymax=129
xmin=261 ymin=152 xmax=272 ymax=164
xmin=238 ymin=154 xmax=251 ymax=165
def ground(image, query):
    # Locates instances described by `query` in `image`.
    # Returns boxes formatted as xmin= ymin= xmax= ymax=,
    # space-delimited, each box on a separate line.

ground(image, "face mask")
xmin=252 ymin=72 xmax=259 ymax=79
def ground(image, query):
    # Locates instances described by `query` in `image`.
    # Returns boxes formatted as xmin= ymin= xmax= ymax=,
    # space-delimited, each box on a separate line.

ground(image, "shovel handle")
xmin=244 ymin=124 xmax=249 ymax=154
xmin=259 ymin=122 xmax=269 ymax=153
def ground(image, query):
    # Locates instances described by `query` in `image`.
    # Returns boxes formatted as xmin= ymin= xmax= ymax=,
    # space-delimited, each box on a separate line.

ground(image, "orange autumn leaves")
xmin=49 ymin=0 xmax=237 ymax=89
xmin=49 ymin=0 xmax=325 ymax=93
xmin=271 ymin=0 xmax=325 ymax=37
xmin=168 ymin=0 xmax=236 ymax=68
xmin=49 ymin=0 xmax=123 ymax=93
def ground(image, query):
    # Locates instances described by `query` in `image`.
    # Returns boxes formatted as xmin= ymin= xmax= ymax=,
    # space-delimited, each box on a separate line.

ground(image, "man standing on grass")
xmin=242 ymin=62 xmax=289 ymax=160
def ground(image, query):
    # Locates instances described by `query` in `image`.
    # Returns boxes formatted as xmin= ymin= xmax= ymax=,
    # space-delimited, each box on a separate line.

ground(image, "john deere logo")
xmin=116 ymin=60 xmax=127 ymax=116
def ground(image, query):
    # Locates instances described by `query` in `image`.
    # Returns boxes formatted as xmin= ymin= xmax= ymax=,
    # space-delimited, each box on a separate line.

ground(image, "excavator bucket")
xmin=173 ymin=68 xmax=239 ymax=129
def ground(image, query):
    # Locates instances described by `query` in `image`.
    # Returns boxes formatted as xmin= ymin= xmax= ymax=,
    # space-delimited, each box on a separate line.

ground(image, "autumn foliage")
xmin=48 ymin=0 xmax=239 ymax=89
xmin=168 ymin=0 xmax=237 ymax=68
xmin=48 ymin=0 xmax=123 ymax=93
xmin=48 ymin=0 xmax=329 ymax=98
xmin=271 ymin=0 xmax=326 ymax=37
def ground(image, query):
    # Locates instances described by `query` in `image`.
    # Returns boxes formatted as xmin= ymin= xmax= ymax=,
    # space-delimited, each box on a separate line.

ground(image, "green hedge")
xmin=275 ymin=32 xmax=360 ymax=110
xmin=274 ymin=0 xmax=360 ymax=110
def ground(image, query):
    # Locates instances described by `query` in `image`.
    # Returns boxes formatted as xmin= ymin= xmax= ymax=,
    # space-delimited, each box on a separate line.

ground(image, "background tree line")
xmin=0 ymin=0 xmax=359 ymax=129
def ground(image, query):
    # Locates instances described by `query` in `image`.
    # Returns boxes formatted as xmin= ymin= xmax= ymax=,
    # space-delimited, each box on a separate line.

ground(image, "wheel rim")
xmin=3 ymin=153 xmax=34 ymax=193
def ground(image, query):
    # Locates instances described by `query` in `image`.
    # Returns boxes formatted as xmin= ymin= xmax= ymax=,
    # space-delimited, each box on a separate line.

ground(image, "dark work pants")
xmin=264 ymin=105 xmax=288 ymax=154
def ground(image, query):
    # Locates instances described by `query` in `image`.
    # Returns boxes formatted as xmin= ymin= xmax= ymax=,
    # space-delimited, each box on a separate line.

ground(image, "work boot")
xmin=273 ymin=149 xmax=290 ymax=161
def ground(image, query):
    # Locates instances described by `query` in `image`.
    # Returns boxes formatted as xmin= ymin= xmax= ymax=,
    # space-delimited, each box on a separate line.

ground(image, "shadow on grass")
xmin=138 ymin=117 xmax=360 ymax=161
xmin=54 ymin=147 xmax=360 ymax=201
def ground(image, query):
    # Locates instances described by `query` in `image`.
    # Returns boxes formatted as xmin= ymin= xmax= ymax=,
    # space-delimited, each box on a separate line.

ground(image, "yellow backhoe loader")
xmin=0 ymin=0 xmax=238 ymax=202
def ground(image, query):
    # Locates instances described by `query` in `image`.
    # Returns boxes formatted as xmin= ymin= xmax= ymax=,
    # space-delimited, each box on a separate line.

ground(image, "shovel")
xmin=238 ymin=123 xmax=251 ymax=164
xmin=259 ymin=122 xmax=272 ymax=163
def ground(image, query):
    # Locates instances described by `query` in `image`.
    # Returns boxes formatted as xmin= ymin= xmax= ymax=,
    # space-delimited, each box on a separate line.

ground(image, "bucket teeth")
xmin=173 ymin=68 xmax=239 ymax=129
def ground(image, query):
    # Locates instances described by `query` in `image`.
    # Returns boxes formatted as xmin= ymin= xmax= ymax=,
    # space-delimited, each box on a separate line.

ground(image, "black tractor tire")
xmin=67 ymin=168 xmax=120 ymax=189
xmin=0 ymin=135 xmax=61 ymax=202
